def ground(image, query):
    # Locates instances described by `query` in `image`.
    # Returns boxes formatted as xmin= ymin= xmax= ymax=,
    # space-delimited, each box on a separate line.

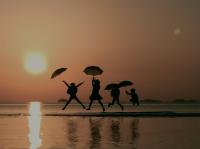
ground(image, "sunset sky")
xmin=0 ymin=0 xmax=200 ymax=103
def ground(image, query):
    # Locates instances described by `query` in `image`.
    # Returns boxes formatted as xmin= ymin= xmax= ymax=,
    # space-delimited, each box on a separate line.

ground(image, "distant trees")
xmin=172 ymin=99 xmax=200 ymax=104
xmin=141 ymin=99 xmax=162 ymax=104
xmin=140 ymin=98 xmax=200 ymax=104
xmin=57 ymin=98 xmax=67 ymax=103
xmin=56 ymin=98 xmax=200 ymax=104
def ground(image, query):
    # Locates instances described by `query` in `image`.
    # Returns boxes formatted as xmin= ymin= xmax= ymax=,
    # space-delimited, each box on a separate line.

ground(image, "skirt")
xmin=89 ymin=93 xmax=102 ymax=100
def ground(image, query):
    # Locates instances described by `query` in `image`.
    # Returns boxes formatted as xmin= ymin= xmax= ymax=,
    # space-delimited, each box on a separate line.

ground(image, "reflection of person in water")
xmin=68 ymin=119 xmax=78 ymax=148
xmin=89 ymin=118 xmax=102 ymax=149
xmin=111 ymin=120 xmax=120 ymax=146
xmin=87 ymin=77 xmax=105 ymax=112
xmin=108 ymin=86 xmax=124 ymax=110
xmin=130 ymin=119 xmax=139 ymax=146
xmin=126 ymin=89 xmax=140 ymax=106
xmin=62 ymin=80 xmax=85 ymax=110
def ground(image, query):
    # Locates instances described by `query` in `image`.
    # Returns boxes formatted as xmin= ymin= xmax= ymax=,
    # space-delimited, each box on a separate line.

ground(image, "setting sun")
xmin=24 ymin=52 xmax=48 ymax=75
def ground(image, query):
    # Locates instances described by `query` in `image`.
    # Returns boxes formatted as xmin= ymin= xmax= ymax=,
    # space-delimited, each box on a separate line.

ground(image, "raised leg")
xmin=108 ymin=98 xmax=115 ymax=107
xmin=117 ymin=99 xmax=124 ymax=111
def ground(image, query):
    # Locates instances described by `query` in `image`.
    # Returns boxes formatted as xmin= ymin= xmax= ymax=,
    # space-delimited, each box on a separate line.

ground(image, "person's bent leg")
xmin=131 ymin=100 xmax=135 ymax=106
xmin=108 ymin=98 xmax=115 ymax=107
xmin=117 ymin=99 xmax=124 ymax=110
xmin=136 ymin=100 xmax=140 ymax=106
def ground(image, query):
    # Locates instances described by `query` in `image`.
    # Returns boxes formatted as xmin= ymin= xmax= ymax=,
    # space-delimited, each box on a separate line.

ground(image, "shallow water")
xmin=1 ymin=104 xmax=200 ymax=114
xmin=0 ymin=104 xmax=200 ymax=149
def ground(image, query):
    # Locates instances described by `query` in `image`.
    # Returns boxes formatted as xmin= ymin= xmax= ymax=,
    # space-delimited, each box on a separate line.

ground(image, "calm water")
xmin=0 ymin=104 xmax=200 ymax=149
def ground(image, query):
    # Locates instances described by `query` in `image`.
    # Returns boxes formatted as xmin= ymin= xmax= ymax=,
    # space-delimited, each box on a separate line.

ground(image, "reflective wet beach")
xmin=0 ymin=104 xmax=200 ymax=149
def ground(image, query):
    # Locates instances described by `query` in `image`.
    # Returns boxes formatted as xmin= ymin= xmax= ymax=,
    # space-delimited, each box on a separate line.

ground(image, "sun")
xmin=24 ymin=52 xmax=48 ymax=75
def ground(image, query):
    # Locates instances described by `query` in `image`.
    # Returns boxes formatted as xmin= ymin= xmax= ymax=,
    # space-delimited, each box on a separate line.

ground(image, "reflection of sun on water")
xmin=28 ymin=102 xmax=42 ymax=149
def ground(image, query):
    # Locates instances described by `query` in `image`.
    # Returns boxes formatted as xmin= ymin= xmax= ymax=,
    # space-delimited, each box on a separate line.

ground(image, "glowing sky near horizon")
xmin=0 ymin=0 xmax=200 ymax=103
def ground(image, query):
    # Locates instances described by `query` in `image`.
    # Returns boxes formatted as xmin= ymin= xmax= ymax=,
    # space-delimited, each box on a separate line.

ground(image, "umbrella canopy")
xmin=118 ymin=80 xmax=133 ymax=87
xmin=84 ymin=66 xmax=103 ymax=76
xmin=105 ymin=83 xmax=119 ymax=90
xmin=51 ymin=68 xmax=67 ymax=79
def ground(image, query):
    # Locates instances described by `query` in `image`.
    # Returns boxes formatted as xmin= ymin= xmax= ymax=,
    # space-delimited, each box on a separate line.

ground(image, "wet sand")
xmin=1 ymin=111 xmax=200 ymax=117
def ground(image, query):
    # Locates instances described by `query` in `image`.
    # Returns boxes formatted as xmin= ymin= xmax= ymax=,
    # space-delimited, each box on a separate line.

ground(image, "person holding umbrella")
xmin=62 ymin=80 xmax=86 ymax=110
xmin=84 ymin=66 xmax=105 ymax=112
xmin=105 ymin=80 xmax=133 ymax=110
xmin=126 ymin=88 xmax=140 ymax=106
xmin=87 ymin=77 xmax=105 ymax=112
xmin=106 ymin=84 xmax=124 ymax=110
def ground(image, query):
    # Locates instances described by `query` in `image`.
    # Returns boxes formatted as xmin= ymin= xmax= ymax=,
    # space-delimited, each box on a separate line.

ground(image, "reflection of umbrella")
xmin=84 ymin=66 xmax=103 ymax=76
xmin=51 ymin=68 xmax=67 ymax=79
xmin=105 ymin=83 xmax=118 ymax=90
xmin=118 ymin=80 xmax=133 ymax=87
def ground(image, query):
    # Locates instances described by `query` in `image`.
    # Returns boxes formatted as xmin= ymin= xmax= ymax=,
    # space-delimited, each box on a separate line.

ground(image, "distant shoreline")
xmin=1 ymin=99 xmax=200 ymax=105
xmin=1 ymin=103 xmax=200 ymax=105
xmin=1 ymin=111 xmax=200 ymax=117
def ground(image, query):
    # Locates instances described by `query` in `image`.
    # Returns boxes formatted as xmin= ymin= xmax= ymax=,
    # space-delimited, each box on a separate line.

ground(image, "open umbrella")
xmin=118 ymin=80 xmax=133 ymax=88
xmin=84 ymin=66 xmax=103 ymax=76
xmin=51 ymin=68 xmax=67 ymax=79
xmin=105 ymin=83 xmax=118 ymax=90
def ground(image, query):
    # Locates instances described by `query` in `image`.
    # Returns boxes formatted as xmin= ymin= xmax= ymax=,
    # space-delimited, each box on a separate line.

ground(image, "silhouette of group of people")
xmin=62 ymin=77 xmax=139 ymax=112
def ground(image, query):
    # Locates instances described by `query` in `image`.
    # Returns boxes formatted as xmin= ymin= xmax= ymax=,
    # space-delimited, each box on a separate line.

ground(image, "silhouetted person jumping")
xmin=126 ymin=89 xmax=140 ymax=106
xmin=62 ymin=80 xmax=86 ymax=110
xmin=108 ymin=86 xmax=124 ymax=110
xmin=87 ymin=77 xmax=105 ymax=112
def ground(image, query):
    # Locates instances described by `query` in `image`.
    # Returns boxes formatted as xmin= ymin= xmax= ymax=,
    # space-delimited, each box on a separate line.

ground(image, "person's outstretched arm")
xmin=77 ymin=81 xmax=84 ymax=87
xmin=62 ymin=80 xmax=70 ymax=87
xmin=126 ymin=90 xmax=131 ymax=95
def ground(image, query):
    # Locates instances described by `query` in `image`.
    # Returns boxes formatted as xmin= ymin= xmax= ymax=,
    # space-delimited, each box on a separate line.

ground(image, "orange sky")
xmin=0 ymin=0 xmax=200 ymax=103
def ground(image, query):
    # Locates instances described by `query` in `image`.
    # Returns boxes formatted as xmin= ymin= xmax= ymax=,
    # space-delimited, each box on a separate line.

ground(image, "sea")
xmin=0 ymin=103 xmax=200 ymax=149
